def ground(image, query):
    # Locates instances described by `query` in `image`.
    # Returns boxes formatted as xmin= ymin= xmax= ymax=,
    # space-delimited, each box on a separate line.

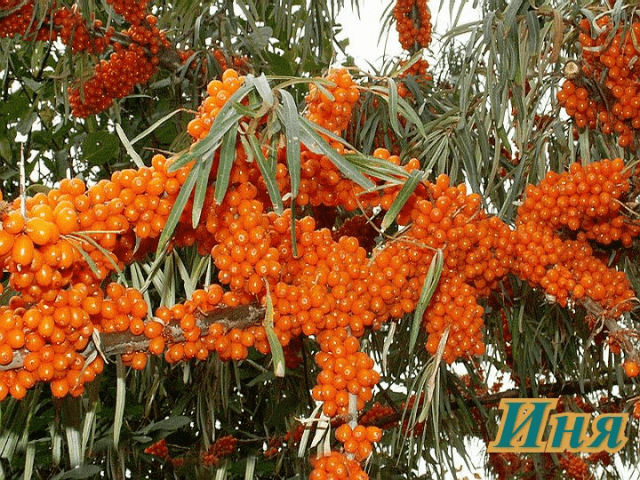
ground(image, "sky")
xmin=336 ymin=0 xmax=482 ymax=71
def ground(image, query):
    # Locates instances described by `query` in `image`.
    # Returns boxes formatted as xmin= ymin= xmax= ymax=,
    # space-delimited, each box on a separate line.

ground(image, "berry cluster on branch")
xmin=1 ymin=67 xmax=640 ymax=478
xmin=558 ymin=16 xmax=640 ymax=147
xmin=0 ymin=0 xmax=172 ymax=117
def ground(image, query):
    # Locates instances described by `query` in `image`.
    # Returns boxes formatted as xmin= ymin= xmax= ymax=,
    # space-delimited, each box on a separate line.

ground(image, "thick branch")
xmin=0 ymin=303 xmax=265 ymax=370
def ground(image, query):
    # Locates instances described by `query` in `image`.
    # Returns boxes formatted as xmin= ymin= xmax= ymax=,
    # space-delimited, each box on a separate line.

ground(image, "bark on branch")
xmin=0 ymin=303 xmax=265 ymax=371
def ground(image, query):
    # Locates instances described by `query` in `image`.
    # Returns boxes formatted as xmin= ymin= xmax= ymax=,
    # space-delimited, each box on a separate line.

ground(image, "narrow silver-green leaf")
xmin=173 ymin=250 xmax=195 ymax=299
xmin=192 ymin=150 xmax=217 ymax=228
xmin=130 ymin=108 xmax=183 ymax=145
xmin=252 ymin=73 xmax=274 ymax=106
xmin=299 ymin=117 xmax=375 ymax=190
xmin=156 ymin=162 xmax=201 ymax=256
xmin=214 ymin=127 xmax=238 ymax=205
xmin=409 ymin=249 xmax=444 ymax=354
xmin=381 ymin=169 xmax=423 ymax=230
xmin=297 ymin=403 xmax=323 ymax=458
xmin=244 ymin=455 xmax=257 ymax=480
xmin=115 ymin=124 xmax=144 ymax=168
xmin=248 ymin=135 xmax=284 ymax=214
xmin=113 ymin=356 xmax=126 ymax=448
xmin=68 ymin=233 xmax=122 ymax=275
xmin=24 ymin=442 xmax=35 ymax=480
xmin=387 ymin=77 xmax=401 ymax=136
xmin=264 ymin=286 xmax=285 ymax=377
xmin=344 ymin=153 xmax=408 ymax=182
xmin=277 ymin=89 xmax=301 ymax=197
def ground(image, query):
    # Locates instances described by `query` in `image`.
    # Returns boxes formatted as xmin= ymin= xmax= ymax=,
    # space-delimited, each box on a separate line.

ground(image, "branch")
xmin=0 ymin=303 xmax=265 ymax=371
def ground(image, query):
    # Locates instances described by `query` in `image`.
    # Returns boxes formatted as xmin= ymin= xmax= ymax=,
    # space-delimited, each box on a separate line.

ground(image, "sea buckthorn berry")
xmin=624 ymin=360 xmax=639 ymax=377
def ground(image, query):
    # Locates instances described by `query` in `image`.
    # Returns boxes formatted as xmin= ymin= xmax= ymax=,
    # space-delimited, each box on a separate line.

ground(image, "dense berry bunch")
xmin=560 ymin=452 xmax=589 ymax=480
xmin=0 ymin=146 xmax=197 ymax=398
xmin=68 ymin=16 xmax=169 ymax=117
xmin=393 ymin=0 xmax=432 ymax=51
xmin=105 ymin=0 xmax=149 ymax=25
xmin=558 ymin=17 xmax=640 ymax=147
xmin=200 ymin=434 xmax=238 ymax=467
xmin=54 ymin=7 xmax=114 ymax=54
xmin=0 ymin=0 xmax=51 ymax=40
xmin=187 ymin=69 xmax=245 ymax=140
xmin=305 ymin=68 xmax=360 ymax=135
xmin=334 ymin=424 xmax=382 ymax=462
xmin=309 ymin=451 xmax=369 ymax=480
xmin=144 ymin=438 xmax=169 ymax=458
xmin=312 ymin=328 xmax=380 ymax=417
xmin=513 ymin=159 xmax=638 ymax=314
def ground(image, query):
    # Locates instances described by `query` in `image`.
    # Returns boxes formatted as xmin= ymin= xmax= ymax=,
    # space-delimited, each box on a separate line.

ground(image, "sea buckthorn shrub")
xmin=2 ymin=63 xmax=640 ymax=479
xmin=557 ymin=14 xmax=640 ymax=147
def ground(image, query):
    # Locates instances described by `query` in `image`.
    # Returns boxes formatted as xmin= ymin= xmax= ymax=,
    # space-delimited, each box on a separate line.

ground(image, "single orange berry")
xmin=624 ymin=360 xmax=639 ymax=378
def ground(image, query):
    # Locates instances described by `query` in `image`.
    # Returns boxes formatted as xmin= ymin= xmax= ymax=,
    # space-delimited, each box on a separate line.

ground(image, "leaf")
xmin=299 ymin=117 xmax=374 ymax=190
xmin=344 ymin=153 xmax=408 ymax=182
xmin=64 ymin=237 xmax=101 ymax=279
xmin=24 ymin=442 xmax=35 ymax=480
xmin=263 ymin=285 xmax=285 ymax=377
xmin=382 ymin=320 xmax=396 ymax=375
xmin=113 ymin=357 xmax=126 ymax=448
xmin=419 ymin=330 xmax=448 ymax=423
xmin=252 ymin=73 xmax=274 ymax=107
xmin=115 ymin=125 xmax=143 ymax=168
xmin=244 ymin=455 xmax=257 ymax=480
xmin=139 ymin=416 xmax=192 ymax=434
xmin=277 ymin=89 xmax=301 ymax=198
xmin=156 ymin=162 xmax=201 ymax=256
xmin=409 ymin=249 xmax=444 ymax=354
xmin=192 ymin=150 xmax=216 ymax=228
xmin=248 ymin=135 xmax=284 ymax=214
xmin=387 ymin=77 xmax=401 ymax=136
xmin=214 ymin=126 xmax=238 ymax=205
xmin=297 ymin=403 xmax=323 ymax=458
xmin=54 ymin=465 xmax=103 ymax=479
xmin=130 ymin=109 xmax=184 ymax=145
xmin=381 ymin=169 xmax=423 ymax=230
xmin=62 ymin=397 xmax=82 ymax=468
xmin=82 ymin=132 xmax=120 ymax=166
xmin=67 ymin=233 xmax=122 ymax=275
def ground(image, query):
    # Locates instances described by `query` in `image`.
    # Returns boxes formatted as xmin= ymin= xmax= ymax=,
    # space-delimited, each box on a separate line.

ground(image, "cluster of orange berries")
xmin=0 ymin=1 xmax=112 ymax=48
xmin=0 ymin=0 xmax=52 ymax=40
xmin=334 ymin=424 xmax=382 ymax=462
xmin=393 ymin=0 xmax=432 ymax=51
xmin=105 ymin=0 xmax=150 ymax=25
xmin=187 ymin=69 xmax=245 ymax=140
xmin=144 ymin=438 xmax=169 ymax=459
xmin=559 ymin=452 xmax=589 ymax=480
xmin=0 ymin=141 xmax=202 ymax=397
xmin=513 ymin=159 xmax=638 ymax=315
xmin=54 ymin=7 xmax=114 ymax=54
xmin=1 ymin=1 xmax=169 ymax=117
xmin=200 ymin=435 xmax=238 ymax=467
xmin=69 ymin=15 xmax=170 ymax=117
xmin=558 ymin=17 xmax=640 ymax=147
xmin=309 ymin=451 xmax=368 ymax=480
xmin=305 ymin=68 xmax=360 ymax=135
xmin=358 ymin=402 xmax=397 ymax=429
xmin=312 ymin=328 xmax=380 ymax=417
